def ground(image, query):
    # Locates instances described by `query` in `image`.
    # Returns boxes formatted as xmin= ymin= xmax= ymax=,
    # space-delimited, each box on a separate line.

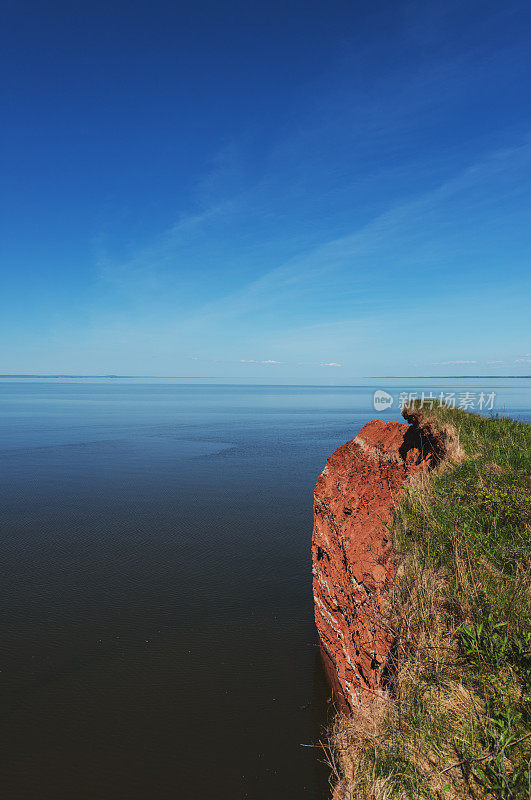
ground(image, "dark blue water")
xmin=0 ymin=378 xmax=529 ymax=799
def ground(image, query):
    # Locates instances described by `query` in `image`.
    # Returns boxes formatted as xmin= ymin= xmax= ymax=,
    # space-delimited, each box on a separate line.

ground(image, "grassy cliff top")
xmin=331 ymin=405 xmax=530 ymax=800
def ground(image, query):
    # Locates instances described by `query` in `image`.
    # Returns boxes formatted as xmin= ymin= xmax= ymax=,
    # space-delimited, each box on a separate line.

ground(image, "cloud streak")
xmin=85 ymin=41 xmax=531 ymax=378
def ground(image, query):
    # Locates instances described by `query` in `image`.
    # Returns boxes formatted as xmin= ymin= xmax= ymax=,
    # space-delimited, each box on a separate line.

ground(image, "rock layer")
xmin=312 ymin=418 xmax=437 ymax=712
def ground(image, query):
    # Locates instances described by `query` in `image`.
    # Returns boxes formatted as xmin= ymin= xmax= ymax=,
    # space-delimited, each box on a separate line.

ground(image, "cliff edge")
xmin=312 ymin=417 xmax=441 ymax=711
xmin=317 ymin=406 xmax=531 ymax=800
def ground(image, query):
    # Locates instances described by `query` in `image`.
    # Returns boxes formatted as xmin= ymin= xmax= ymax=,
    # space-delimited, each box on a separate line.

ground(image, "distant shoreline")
xmin=0 ymin=375 xmax=530 ymax=380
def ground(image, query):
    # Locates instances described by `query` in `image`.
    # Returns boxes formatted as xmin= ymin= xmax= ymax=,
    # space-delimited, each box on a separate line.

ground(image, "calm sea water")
xmin=1 ymin=378 xmax=529 ymax=799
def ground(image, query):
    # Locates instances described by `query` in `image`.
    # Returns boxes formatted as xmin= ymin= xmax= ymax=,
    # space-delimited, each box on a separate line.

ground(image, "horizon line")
xmin=0 ymin=374 xmax=529 ymax=380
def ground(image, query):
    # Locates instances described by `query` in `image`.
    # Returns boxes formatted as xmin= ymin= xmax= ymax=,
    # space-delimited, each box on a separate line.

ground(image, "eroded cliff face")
xmin=312 ymin=418 xmax=438 ymax=712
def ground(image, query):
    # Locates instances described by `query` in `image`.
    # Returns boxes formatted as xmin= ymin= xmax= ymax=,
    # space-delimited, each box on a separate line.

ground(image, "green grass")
xmin=330 ymin=405 xmax=531 ymax=800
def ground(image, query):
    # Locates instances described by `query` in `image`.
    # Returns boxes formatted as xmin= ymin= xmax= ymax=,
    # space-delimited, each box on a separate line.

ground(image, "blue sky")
xmin=1 ymin=0 xmax=530 ymax=378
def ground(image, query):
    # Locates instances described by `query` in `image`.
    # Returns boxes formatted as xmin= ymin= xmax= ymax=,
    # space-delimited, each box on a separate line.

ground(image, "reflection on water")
xmin=0 ymin=379 xmax=529 ymax=799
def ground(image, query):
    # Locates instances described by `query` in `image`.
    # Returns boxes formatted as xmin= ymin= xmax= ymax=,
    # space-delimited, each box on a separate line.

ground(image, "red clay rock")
xmin=312 ymin=418 xmax=435 ymax=712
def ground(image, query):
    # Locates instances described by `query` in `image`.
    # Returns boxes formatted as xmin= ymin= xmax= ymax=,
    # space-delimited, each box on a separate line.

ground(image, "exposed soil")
xmin=312 ymin=419 xmax=437 ymax=711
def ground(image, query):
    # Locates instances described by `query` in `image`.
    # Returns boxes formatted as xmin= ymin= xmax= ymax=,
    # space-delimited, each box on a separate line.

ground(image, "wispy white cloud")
xmin=239 ymin=358 xmax=282 ymax=364
xmin=89 ymin=100 xmax=531 ymax=377
xmin=436 ymin=360 xmax=477 ymax=365
xmin=95 ymin=63 xmax=531 ymax=321
xmin=166 ymin=138 xmax=531 ymax=334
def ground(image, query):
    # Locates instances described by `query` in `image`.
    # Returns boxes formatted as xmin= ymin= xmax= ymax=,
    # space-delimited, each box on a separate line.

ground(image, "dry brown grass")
xmin=328 ymin=557 xmax=489 ymax=800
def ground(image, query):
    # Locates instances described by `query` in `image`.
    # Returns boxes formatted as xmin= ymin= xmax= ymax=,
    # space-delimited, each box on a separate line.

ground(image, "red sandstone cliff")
xmin=312 ymin=417 xmax=440 ymax=712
